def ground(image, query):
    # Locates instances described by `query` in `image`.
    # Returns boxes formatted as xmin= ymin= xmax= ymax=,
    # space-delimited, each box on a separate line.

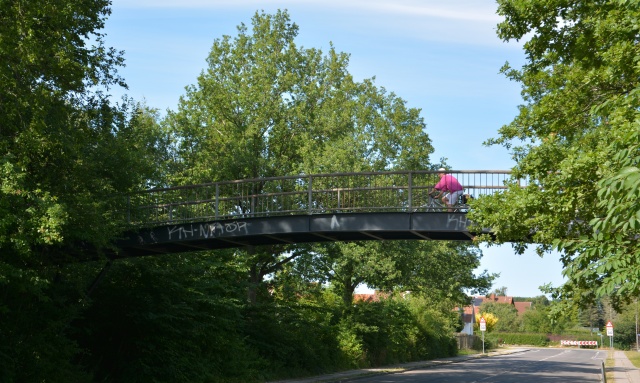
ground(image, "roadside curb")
xmin=267 ymin=348 xmax=529 ymax=383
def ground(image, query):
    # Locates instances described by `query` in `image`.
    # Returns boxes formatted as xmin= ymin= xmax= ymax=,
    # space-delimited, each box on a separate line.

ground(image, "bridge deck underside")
xmin=116 ymin=212 xmax=487 ymax=257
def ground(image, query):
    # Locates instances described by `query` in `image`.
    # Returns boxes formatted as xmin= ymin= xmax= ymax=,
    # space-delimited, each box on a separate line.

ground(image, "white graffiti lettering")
xmin=447 ymin=214 xmax=469 ymax=230
xmin=168 ymin=226 xmax=183 ymax=240
xmin=224 ymin=221 xmax=248 ymax=233
xmin=181 ymin=225 xmax=195 ymax=238
xmin=331 ymin=215 xmax=340 ymax=229
xmin=199 ymin=222 xmax=224 ymax=238
xmin=168 ymin=221 xmax=248 ymax=240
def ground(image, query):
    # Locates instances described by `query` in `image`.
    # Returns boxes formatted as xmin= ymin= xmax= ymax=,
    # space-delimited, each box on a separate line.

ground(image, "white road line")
xmin=538 ymin=349 xmax=572 ymax=361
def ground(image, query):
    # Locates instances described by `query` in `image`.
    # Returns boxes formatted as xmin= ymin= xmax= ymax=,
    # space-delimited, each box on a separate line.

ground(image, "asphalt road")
xmin=349 ymin=348 xmax=606 ymax=382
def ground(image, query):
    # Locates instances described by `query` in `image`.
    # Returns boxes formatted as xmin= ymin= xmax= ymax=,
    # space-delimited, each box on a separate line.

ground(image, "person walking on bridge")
xmin=432 ymin=168 xmax=463 ymax=211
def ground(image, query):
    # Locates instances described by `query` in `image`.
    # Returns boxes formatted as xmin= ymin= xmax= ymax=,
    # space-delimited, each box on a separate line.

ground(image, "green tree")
xmin=309 ymin=242 xmax=392 ymax=307
xmin=337 ymin=294 xmax=457 ymax=367
xmin=164 ymin=10 xmax=432 ymax=185
xmin=578 ymin=299 xmax=605 ymax=330
xmin=288 ymin=240 xmax=494 ymax=307
xmin=521 ymin=306 xmax=552 ymax=333
xmin=164 ymin=10 xmax=434 ymax=303
xmin=0 ymin=1 xmax=168 ymax=380
xmin=493 ymin=286 xmax=508 ymax=296
xmin=387 ymin=241 xmax=495 ymax=304
xmin=529 ymin=295 xmax=550 ymax=307
xmin=612 ymin=300 xmax=640 ymax=349
xmin=74 ymin=255 xmax=260 ymax=382
xmin=520 ymin=297 xmax=573 ymax=334
xmin=469 ymin=0 xmax=640 ymax=309
xmin=0 ymin=1 xmax=159 ymax=260
xmin=480 ymin=301 xmax=521 ymax=332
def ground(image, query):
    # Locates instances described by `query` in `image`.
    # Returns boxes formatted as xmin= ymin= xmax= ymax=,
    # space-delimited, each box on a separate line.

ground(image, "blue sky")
xmin=105 ymin=0 xmax=565 ymax=298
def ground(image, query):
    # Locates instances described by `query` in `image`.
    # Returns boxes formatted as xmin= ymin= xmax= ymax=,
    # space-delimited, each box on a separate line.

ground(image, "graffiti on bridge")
xmin=136 ymin=221 xmax=249 ymax=245
xmin=446 ymin=214 xmax=471 ymax=231
xmin=168 ymin=221 xmax=249 ymax=240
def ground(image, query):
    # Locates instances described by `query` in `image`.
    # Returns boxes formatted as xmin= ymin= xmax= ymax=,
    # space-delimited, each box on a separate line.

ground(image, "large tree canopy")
xmin=469 ymin=0 xmax=640 ymax=308
xmin=164 ymin=9 xmax=434 ymax=185
xmin=0 ymin=0 xmax=165 ymax=264
xmin=0 ymin=1 xmax=167 ymax=379
xmin=163 ymin=10 xmax=444 ymax=304
xmin=285 ymin=240 xmax=494 ymax=307
xmin=0 ymin=4 xmax=501 ymax=380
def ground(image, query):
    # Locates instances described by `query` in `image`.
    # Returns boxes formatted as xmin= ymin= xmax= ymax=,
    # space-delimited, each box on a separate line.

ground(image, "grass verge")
xmin=624 ymin=350 xmax=640 ymax=368
xmin=605 ymin=350 xmax=615 ymax=382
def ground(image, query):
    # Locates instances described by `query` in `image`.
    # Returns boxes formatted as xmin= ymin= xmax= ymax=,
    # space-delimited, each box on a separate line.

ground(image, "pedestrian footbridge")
xmin=115 ymin=170 xmax=511 ymax=257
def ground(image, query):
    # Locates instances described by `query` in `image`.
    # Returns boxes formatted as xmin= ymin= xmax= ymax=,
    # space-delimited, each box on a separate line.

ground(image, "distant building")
xmin=472 ymin=293 xmax=533 ymax=316
xmin=474 ymin=293 xmax=514 ymax=307
xmin=353 ymin=293 xmax=381 ymax=303
xmin=458 ymin=304 xmax=476 ymax=335
xmin=514 ymin=301 xmax=533 ymax=315
xmin=353 ymin=291 xmax=395 ymax=303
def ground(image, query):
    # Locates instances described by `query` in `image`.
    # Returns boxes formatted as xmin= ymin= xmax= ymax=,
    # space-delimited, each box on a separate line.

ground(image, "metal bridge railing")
xmin=125 ymin=170 xmax=513 ymax=227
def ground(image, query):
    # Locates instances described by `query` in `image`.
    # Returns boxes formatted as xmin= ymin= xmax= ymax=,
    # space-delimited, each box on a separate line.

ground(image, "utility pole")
xmin=480 ymin=317 xmax=486 ymax=355
xmin=636 ymin=297 xmax=640 ymax=351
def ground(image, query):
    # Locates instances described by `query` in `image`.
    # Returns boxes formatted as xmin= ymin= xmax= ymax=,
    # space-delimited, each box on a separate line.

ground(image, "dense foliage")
xmin=469 ymin=0 xmax=640 ymax=309
xmin=0 ymin=0 xmax=164 ymax=260
xmin=487 ymin=333 xmax=550 ymax=347
xmin=164 ymin=10 xmax=433 ymax=185
xmin=162 ymin=10 xmax=448 ymax=306
xmin=77 ymin=264 xmax=463 ymax=382
xmin=480 ymin=301 xmax=521 ymax=332
xmin=9 ymin=0 xmax=639 ymax=379
xmin=0 ymin=4 xmax=492 ymax=382
xmin=0 ymin=1 xmax=166 ymax=381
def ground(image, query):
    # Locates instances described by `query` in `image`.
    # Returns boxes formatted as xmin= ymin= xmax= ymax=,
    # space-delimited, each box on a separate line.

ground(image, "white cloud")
xmin=113 ymin=0 xmax=501 ymax=23
xmin=110 ymin=0 xmax=508 ymax=48
xmin=365 ymin=1 xmax=501 ymax=23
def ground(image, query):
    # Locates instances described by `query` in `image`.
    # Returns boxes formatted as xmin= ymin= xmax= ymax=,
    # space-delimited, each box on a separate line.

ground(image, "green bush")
xmin=62 ymin=257 xmax=468 ymax=382
xmin=338 ymin=295 xmax=457 ymax=368
xmin=473 ymin=335 xmax=493 ymax=351
xmin=486 ymin=332 xmax=549 ymax=347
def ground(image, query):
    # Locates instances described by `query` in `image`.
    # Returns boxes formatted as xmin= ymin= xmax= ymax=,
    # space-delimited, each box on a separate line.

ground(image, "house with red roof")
xmin=353 ymin=293 xmax=381 ymax=303
xmin=456 ymin=294 xmax=533 ymax=335
xmin=514 ymin=301 xmax=532 ymax=315
xmin=471 ymin=294 xmax=533 ymax=316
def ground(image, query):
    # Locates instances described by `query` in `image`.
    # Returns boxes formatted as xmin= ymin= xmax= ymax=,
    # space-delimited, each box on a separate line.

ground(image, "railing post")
xmin=215 ymin=184 xmax=219 ymax=220
xmin=308 ymin=175 xmax=312 ymax=215
xmin=408 ymin=172 xmax=413 ymax=211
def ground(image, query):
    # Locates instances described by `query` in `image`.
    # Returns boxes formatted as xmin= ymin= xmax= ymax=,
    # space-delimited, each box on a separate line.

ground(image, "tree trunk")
xmin=247 ymin=264 xmax=262 ymax=305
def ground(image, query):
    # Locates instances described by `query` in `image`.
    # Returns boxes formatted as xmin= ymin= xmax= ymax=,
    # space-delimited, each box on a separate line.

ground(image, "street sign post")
xmin=606 ymin=321 xmax=614 ymax=349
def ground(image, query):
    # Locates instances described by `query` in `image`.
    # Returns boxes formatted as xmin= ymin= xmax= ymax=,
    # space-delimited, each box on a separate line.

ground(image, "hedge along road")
xmin=345 ymin=348 xmax=605 ymax=383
